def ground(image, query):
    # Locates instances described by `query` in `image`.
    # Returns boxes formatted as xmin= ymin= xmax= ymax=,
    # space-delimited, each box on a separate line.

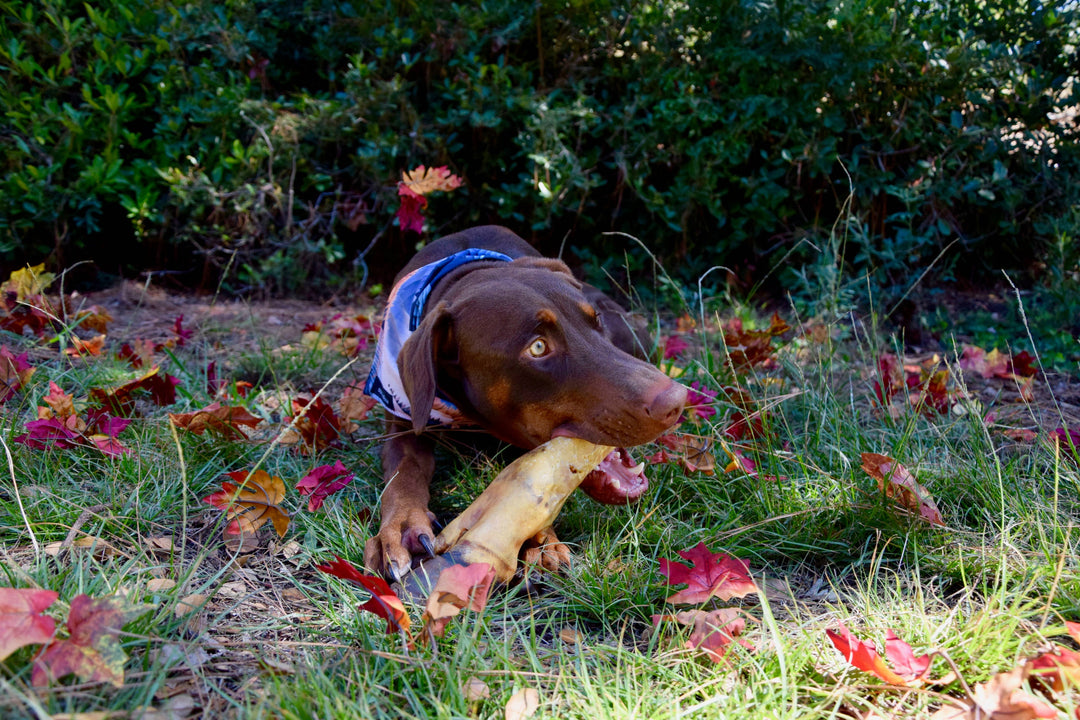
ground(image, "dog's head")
xmin=397 ymin=256 xmax=686 ymax=450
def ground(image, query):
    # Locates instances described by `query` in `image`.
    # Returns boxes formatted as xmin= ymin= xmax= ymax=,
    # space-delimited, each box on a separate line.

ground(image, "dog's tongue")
xmin=580 ymin=447 xmax=648 ymax=505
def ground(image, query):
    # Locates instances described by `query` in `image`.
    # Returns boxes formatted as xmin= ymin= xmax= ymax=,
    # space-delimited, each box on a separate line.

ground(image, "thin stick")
xmin=0 ymin=434 xmax=39 ymax=556
xmin=169 ymin=420 xmax=189 ymax=565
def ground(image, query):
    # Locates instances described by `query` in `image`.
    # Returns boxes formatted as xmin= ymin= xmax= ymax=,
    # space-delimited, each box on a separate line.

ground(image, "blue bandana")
xmin=364 ymin=248 xmax=513 ymax=424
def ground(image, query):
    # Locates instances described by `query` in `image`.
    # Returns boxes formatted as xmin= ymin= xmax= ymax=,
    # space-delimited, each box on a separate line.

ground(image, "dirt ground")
xmin=80 ymin=279 xmax=1080 ymax=431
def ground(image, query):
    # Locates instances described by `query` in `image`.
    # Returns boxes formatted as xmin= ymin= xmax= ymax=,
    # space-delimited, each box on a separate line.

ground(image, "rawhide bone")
xmin=432 ymin=437 xmax=613 ymax=582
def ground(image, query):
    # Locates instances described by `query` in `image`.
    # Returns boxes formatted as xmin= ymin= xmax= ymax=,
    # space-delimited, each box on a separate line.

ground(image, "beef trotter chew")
xmin=431 ymin=437 xmax=614 ymax=582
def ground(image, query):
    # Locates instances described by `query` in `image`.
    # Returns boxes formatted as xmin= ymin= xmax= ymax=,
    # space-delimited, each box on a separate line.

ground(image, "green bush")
xmin=1 ymin=0 xmax=1076 ymax=300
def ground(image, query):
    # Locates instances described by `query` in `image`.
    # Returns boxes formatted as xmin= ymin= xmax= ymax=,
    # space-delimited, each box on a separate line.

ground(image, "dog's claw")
xmin=418 ymin=534 xmax=437 ymax=559
xmin=387 ymin=559 xmax=407 ymax=585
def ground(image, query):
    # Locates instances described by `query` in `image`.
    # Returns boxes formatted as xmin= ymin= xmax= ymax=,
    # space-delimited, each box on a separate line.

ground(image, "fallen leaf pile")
xmin=14 ymin=381 xmax=132 ymax=457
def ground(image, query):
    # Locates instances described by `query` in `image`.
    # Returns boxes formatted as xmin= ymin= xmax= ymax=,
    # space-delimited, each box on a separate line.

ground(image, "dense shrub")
xmin=1 ymin=0 xmax=1076 ymax=299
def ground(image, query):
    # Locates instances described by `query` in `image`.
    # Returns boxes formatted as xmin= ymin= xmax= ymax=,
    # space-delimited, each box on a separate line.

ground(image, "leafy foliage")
xmin=1 ymin=0 xmax=1076 ymax=300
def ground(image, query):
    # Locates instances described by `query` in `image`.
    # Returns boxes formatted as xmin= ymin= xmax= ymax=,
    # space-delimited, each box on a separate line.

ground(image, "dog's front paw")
xmin=519 ymin=526 xmax=572 ymax=574
xmin=363 ymin=509 xmax=437 ymax=581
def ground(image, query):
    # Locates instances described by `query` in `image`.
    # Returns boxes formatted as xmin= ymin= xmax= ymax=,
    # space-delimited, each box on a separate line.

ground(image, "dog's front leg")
xmin=363 ymin=420 xmax=438 ymax=580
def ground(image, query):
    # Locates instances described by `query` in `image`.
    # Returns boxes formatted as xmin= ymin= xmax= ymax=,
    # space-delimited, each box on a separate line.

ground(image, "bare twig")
xmin=0 ymin=433 xmax=39 ymax=557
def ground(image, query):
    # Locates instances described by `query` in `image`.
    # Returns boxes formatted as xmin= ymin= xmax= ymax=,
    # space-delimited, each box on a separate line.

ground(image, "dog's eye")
xmin=526 ymin=338 xmax=549 ymax=358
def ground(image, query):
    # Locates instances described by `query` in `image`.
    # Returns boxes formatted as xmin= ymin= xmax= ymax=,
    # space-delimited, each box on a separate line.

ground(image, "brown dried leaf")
xmin=504 ymin=688 xmax=540 ymax=720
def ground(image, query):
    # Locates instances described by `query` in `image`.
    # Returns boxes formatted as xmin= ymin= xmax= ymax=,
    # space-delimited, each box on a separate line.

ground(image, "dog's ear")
xmin=398 ymin=303 xmax=456 ymax=434
xmin=511 ymin=256 xmax=582 ymax=286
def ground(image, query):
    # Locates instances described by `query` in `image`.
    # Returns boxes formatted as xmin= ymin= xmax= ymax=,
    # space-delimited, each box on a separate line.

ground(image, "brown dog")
xmin=363 ymin=225 xmax=686 ymax=580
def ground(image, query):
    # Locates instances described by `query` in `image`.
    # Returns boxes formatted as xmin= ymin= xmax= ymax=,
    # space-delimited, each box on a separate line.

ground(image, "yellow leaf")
xmin=6 ymin=263 xmax=55 ymax=300
xmin=400 ymin=165 xmax=463 ymax=197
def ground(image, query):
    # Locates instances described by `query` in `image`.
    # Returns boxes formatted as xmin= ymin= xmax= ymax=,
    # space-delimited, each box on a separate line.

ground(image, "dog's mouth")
xmin=579 ymin=447 xmax=648 ymax=505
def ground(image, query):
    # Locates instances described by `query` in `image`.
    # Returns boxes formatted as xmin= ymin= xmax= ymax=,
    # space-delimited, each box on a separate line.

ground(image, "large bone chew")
xmin=432 ymin=437 xmax=613 ymax=581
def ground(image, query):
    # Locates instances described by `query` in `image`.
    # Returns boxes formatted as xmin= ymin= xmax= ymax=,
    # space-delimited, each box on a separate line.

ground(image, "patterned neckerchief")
xmin=364 ymin=248 xmax=513 ymax=424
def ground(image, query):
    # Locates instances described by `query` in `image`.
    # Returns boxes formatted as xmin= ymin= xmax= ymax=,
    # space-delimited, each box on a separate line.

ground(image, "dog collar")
xmin=364 ymin=248 xmax=513 ymax=424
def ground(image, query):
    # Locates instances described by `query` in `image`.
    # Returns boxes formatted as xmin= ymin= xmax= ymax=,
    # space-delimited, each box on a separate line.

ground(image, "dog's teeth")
xmin=629 ymin=462 xmax=645 ymax=476
xmin=609 ymin=478 xmax=622 ymax=489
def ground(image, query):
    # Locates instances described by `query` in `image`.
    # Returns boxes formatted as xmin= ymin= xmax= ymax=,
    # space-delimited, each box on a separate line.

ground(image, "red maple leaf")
xmin=296 ymin=461 xmax=355 ymax=512
xmin=1028 ymin=645 xmax=1080 ymax=692
xmin=0 ymin=293 xmax=52 ymax=337
xmin=1050 ymin=427 xmax=1080 ymax=465
xmin=316 ymin=556 xmax=410 ymax=635
xmin=1010 ymin=350 xmax=1038 ymax=377
xmin=422 ymin=563 xmax=496 ymax=640
xmin=653 ymin=608 xmax=753 ymax=663
xmin=16 ymin=416 xmax=84 ymax=450
xmin=0 ymin=588 xmax=58 ymax=662
xmin=31 ymin=594 xmax=151 ymax=687
xmin=281 ymin=395 xmax=342 ymax=453
xmin=658 ymin=542 xmax=758 ymax=605
xmin=910 ymin=367 xmax=953 ymax=415
xmin=884 ymin=628 xmax=933 ymax=680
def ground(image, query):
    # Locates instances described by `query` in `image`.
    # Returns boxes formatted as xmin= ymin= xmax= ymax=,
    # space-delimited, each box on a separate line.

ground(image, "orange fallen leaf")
xmin=861 ymin=452 xmax=945 ymax=526
xmin=658 ymin=542 xmax=757 ymax=605
xmin=339 ymin=384 xmax=378 ymax=431
xmin=64 ymin=334 xmax=105 ymax=357
xmin=169 ymin=402 xmax=262 ymax=439
xmin=929 ymin=666 xmax=1056 ymax=719
xmin=203 ymin=470 xmax=290 ymax=537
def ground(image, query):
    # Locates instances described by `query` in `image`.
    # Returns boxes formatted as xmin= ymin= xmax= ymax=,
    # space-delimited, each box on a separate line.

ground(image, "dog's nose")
xmin=645 ymin=380 xmax=687 ymax=428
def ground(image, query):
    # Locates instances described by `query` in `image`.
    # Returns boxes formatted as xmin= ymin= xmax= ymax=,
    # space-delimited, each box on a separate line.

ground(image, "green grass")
xmin=2 ymin=284 xmax=1079 ymax=719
